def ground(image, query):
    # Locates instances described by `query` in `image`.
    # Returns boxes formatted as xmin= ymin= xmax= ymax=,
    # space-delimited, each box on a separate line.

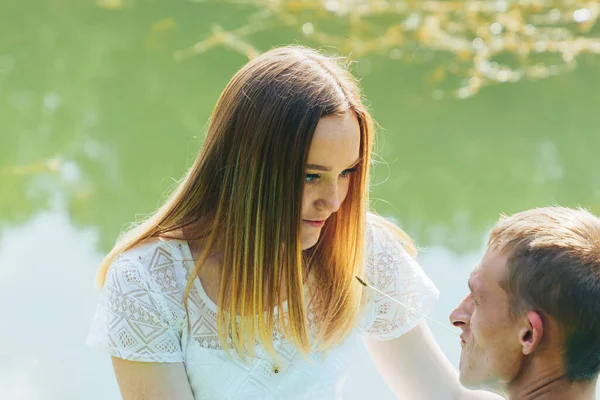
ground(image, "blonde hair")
xmin=96 ymin=46 xmax=376 ymax=359
xmin=489 ymin=206 xmax=600 ymax=380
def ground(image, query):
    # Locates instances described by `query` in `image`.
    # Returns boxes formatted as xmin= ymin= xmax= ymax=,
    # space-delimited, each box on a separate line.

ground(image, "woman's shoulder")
xmin=105 ymin=237 xmax=190 ymax=297
xmin=119 ymin=236 xmax=188 ymax=264
xmin=88 ymin=236 xmax=190 ymax=362
xmin=365 ymin=212 xmax=417 ymax=257
xmin=361 ymin=213 xmax=440 ymax=339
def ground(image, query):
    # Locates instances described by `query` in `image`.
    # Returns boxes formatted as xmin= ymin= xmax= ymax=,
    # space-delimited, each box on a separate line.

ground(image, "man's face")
xmin=449 ymin=247 xmax=525 ymax=392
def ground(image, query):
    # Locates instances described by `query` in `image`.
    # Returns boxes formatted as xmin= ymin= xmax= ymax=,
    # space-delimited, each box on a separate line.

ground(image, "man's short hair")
xmin=489 ymin=206 xmax=600 ymax=380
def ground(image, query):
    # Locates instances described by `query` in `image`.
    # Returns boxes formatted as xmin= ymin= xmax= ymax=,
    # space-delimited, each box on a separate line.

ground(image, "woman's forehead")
xmin=307 ymin=112 xmax=360 ymax=165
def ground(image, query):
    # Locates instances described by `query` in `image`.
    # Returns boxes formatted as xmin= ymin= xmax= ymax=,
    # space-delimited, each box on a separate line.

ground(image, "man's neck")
xmin=507 ymin=367 xmax=597 ymax=400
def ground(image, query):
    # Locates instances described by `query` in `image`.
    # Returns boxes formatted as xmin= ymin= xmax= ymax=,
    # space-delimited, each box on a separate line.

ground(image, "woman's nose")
xmin=316 ymin=182 xmax=341 ymax=212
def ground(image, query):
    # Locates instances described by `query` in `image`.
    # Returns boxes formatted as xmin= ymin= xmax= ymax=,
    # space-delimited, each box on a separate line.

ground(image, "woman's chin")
xmin=300 ymin=233 xmax=320 ymax=250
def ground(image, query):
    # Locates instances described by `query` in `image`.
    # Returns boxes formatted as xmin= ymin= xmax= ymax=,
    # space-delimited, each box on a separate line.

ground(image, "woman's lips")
xmin=303 ymin=219 xmax=325 ymax=228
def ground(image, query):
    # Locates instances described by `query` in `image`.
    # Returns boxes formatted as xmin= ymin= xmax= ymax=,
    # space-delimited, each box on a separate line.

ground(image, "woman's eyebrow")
xmin=306 ymin=157 xmax=361 ymax=172
xmin=306 ymin=164 xmax=331 ymax=171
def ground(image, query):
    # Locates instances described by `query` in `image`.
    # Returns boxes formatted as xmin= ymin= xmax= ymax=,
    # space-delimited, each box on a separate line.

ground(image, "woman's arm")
xmin=112 ymin=357 xmax=195 ymax=400
xmin=364 ymin=321 xmax=504 ymax=400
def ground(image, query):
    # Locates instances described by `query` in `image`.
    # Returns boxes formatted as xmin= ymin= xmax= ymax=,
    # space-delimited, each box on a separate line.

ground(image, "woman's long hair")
xmin=96 ymin=45 xmax=375 ymax=359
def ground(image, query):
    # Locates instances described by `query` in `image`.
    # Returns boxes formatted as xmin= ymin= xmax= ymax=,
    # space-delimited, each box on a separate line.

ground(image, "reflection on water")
xmin=176 ymin=0 xmax=600 ymax=98
xmin=0 ymin=207 xmax=119 ymax=400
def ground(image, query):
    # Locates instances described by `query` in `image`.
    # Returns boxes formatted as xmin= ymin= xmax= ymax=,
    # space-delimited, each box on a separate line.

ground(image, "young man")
xmin=450 ymin=206 xmax=600 ymax=400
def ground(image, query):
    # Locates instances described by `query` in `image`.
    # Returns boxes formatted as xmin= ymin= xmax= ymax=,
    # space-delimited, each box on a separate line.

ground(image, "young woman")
xmin=87 ymin=45 xmax=500 ymax=399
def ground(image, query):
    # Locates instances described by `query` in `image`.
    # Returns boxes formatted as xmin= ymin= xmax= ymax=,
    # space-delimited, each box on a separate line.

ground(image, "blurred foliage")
xmin=176 ymin=0 xmax=600 ymax=98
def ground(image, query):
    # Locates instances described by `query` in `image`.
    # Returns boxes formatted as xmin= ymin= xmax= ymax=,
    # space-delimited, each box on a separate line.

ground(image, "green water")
xmin=1 ymin=2 xmax=599 ymax=397
xmin=3 ymin=1 xmax=600 ymax=255
xmin=3 ymin=1 xmax=600 ymax=252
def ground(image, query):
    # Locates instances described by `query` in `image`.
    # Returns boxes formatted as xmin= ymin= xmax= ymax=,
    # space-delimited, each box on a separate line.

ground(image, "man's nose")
xmin=449 ymin=295 xmax=471 ymax=328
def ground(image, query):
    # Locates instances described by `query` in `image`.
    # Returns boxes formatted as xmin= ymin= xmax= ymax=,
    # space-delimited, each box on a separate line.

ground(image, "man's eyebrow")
xmin=468 ymin=279 xmax=484 ymax=300
xmin=468 ymin=279 xmax=476 ymax=295
xmin=306 ymin=158 xmax=361 ymax=172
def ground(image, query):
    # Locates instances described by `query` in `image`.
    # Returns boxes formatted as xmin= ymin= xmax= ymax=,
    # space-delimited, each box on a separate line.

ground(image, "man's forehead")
xmin=470 ymin=249 xmax=509 ymax=294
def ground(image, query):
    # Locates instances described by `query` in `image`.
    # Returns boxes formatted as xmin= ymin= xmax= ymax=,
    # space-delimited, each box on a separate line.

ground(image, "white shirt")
xmin=87 ymin=215 xmax=439 ymax=399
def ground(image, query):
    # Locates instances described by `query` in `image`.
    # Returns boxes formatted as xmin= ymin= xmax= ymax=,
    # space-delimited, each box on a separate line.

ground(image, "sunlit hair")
xmin=489 ymin=206 xmax=600 ymax=380
xmin=96 ymin=45 xmax=379 ymax=359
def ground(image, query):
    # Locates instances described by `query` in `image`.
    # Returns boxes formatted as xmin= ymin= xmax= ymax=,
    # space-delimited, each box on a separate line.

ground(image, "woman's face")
xmin=301 ymin=111 xmax=361 ymax=250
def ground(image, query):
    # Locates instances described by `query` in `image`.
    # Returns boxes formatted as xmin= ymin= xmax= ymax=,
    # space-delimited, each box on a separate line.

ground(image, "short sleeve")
xmin=86 ymin=247 xmax=186 ymax=363
xmin=361 ymin=215 xmax=439 ymax=340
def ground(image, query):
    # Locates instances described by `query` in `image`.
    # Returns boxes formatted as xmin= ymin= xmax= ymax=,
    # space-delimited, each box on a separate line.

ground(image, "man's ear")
xmin=520 ymin=311 xmax=543 ymax=355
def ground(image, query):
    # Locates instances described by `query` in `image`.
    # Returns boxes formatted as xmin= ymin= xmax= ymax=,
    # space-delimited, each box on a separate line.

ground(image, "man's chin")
xmin=459 ymin=371 xmax=496 ymax=393
xmin=459 ymin=375 xmax=484 ymax=391
xmin=458 ymin=373 xmax=472 ymax=389
xmin=458 ymin=362 xmax=478 ymax=389
xmin=458 ymin=372 xmax=471 ymax=387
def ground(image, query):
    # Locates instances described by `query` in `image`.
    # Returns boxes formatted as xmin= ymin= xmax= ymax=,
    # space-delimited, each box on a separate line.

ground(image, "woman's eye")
xmin=305 ymin=174 xmax=320 ymax=183
xmin=340 ymin=168 xmax=357 ymax=178
xmin=306 ymin=168 xmax=357 ymax=183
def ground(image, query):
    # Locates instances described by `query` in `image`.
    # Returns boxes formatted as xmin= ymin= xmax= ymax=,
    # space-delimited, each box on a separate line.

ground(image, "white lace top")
xmin=87 ymin=215 xmax=439 ymax=399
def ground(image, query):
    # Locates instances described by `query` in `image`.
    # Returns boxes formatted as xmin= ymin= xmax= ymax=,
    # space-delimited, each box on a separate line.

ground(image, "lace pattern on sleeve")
xmin=86 ymin=244 xmax=186 ymax=362
xmin=361 ymin=216 xmax=439 ymax=340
